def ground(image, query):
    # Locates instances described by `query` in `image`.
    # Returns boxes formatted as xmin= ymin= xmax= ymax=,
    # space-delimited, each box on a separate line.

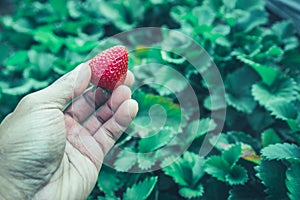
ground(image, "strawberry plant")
xmin=1 ymin=0 xmax=300 ymax=199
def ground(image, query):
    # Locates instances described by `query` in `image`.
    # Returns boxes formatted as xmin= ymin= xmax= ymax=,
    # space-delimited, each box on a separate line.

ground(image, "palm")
xmin=0 ymin=64 xmax=137 ymax=199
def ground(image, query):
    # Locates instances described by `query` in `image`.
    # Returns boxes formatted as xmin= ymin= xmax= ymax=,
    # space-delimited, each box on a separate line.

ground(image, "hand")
xmin=0 ymin=63 xmax=138 ymax=199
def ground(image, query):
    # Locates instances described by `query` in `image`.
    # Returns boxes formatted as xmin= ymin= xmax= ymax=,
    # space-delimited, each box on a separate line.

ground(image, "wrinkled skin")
xmin=0 ymin=63 xmax=138 ymax=199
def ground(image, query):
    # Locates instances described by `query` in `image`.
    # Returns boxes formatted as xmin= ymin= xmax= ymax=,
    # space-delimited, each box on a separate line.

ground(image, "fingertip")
xmin=124 ymin=71 xmax=135 ymax=86
xmin=128 ymin=99 xmax=139 ymax=119
xmin=114 ymin=99 xmax=138 ymax=127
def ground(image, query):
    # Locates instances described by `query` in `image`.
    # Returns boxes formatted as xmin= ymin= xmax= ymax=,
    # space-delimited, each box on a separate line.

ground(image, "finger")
xmin=124 ymin=71 xmax=134 ymax=86
xmin=93 ymin=99 xmax=138 ymax=155
xmin=83 ymin=85 xmax=132 ymax=134
xmin=64 ymin=87 xmax=108 ymax=122
xmin=64 ymin=71 xmax=134 ymax=123
xmin=38 ymin=63 xmax=91 ymax=110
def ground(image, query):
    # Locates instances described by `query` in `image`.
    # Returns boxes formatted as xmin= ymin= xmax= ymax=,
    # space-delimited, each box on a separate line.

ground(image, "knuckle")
xmin=103 ymin=127 xmax=117 ymax=144
xmin=20 ymin=93 xmax=39 ymax=106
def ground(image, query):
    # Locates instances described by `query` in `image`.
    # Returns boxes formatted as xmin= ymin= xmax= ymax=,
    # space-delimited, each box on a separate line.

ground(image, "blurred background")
xmin=1 ymin=0 xmax=300 ymax=199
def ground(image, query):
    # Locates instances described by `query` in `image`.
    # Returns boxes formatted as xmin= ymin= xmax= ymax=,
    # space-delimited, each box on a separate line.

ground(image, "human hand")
xmin=0 ymin=63 xmax=138 ymax=199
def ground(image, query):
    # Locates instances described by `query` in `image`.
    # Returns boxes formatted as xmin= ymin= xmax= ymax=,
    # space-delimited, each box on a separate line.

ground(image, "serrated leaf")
xmin=261 ymin=143 xmax=300 ymax=161
xmin=123 ymin=177 xmax=158 ymax=200
xmin=262 ymin=128 xmax=282 ymax=147
xmin=137 ymin=153 xmax=156 ymax=170
xmin=186 ymin=118 xmax=217 ymax=143
xmin=138 ymin=128 xmax=175 ymax=153
xmin=179 ymin=184 xmax=204 ymax=199
xmin=134 ymin=63 xmax=188 ymax=96
xmin=252 ymin=76 xmax=297 ymax=107
xmin=98 ymin=167 xmax=120 ymax=196
xmin=266 ymin=100 xmax=298 ymax=121
xmin=163 ymin=151 xmax=205 ymax=187
xmin=256 ymin=160 xmax=288 ymax=199
xmin=226 ymin=165 xmax=248 ymax=185
xmin=286 ymin=161 xmax=300 ymax=200
xmin=205 ymin=156 xmax=230 ymax=182
xmin=222 ymin=144 xmax=242 ymax=167
xmin=225 ymin=67 xmax=259 ymax=113
xmin=237 ymin=55 xmax=279 ymax=86
xmin=132 ymin=91 xmax=183 ymax=136
xmin=113 ymin=149 xmax=137 ymax=172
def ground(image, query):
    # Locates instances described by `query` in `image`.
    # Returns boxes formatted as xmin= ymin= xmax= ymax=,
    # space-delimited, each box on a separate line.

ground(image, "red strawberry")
xmin=89 ymin=45 xmax=128 ymax=90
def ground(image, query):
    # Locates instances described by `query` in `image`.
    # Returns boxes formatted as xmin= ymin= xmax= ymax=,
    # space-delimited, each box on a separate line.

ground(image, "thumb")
xmin=39 ymin=62 xmax=91 ymax=110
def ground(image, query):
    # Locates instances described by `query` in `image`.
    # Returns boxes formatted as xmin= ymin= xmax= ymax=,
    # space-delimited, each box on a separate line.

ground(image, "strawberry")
xmin=89 ymin=45 xmax=128 ymax=90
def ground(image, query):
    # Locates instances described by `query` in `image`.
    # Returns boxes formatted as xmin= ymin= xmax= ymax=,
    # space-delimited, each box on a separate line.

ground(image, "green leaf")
xmin=134 ymin=63 xmax=188 ymax=96
xmin=236 ymin=0 xmax=265 ymax=10
xmin=266 ymin=100 xmax=298 ymax=121
xmin=163 ymin=151 xmax=205 ymax=187
xmin=137 ymin=153 xmax=156 ymax=170
xmin=236 ymin=55 xmax=279 ymax=86
xmin=272 ymin=21 xmax=295 ymax=40
xmin=265 ymin=45 xmax=284 ymax=57
xmin=98 ymin=167 xmax=120 ymax=196
xmin=240 ymin=144 xmax=261 ymax=164
xmin=2 ymin=79 xmax=49 ymax=96
xmin=204 ymin=178 xmax=229 ymax=200
xmin=138 ymin=128 xmax=175 ymax=153
xmin=5 ymin=51 xmax=28 ymax=67
xmin=179 ymin=184 xmax=204 ymax=199
xmin=28 ymin=50 xmax=56 ymax=78
xmin=65 ymin=37 xmax=98 ymax=53
xmin=252 ymin=76 xmax=297 ymax=107
xmin=49 ymin=0 xmax=67 ymax=17
xmin=286 ymin=161 xmax=300 ymax=200
xmin=261 ymin=143 xmax=300 ymax=161
xmin=225 ymin=165 xmax=248 ymax=185
xmin=33 ymin=30 xmax=64 ymax=54
xmin=186 ymin=118 xmax=217 ymax=143
xmin=132 ymin=91 xmax=183 ymax=135
xmin=256 ymin=160 xmax=288 ymax=199
xmin=123 ymin=176 xmax=158 ymax=200
xmin=262 ymin=128 xmax=282 ymax=147
xmin=192 ymin=5 xmax=215 ymax=25
xmin=223 ymin=0 xmax=237 ymax=9
xmin=236 ymin=9 xmax=267 ymax=32
xmin=113 ymin=149 xmax=137 ymax=172
xmin=205 ymin=156 xmax=230 ymax=182
xmin=161 ymin=50 xmax=186 ymax=64
xmin=225 ymin=67 xmax=259 ymax=113
xmin=222 ymin=144 xmax=242 ymax=167
xmin=228 ymin=184 xmax=265 ymax=200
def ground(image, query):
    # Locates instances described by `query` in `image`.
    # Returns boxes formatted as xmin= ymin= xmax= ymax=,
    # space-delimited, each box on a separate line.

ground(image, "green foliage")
xmin=205 ymin=144 xmax=248 ymax=185
xmin=1 ymin=0 xmax=300 ymax=199
xmin=162 ymin=151 xmax=205 ymax=198
xmin=286 ymin=161 xmax=300 ymax=200
xmin=123 ymin=176 xmax=158 ymax=200
xmin=261 ymin=143 xmax=300 ymax=161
